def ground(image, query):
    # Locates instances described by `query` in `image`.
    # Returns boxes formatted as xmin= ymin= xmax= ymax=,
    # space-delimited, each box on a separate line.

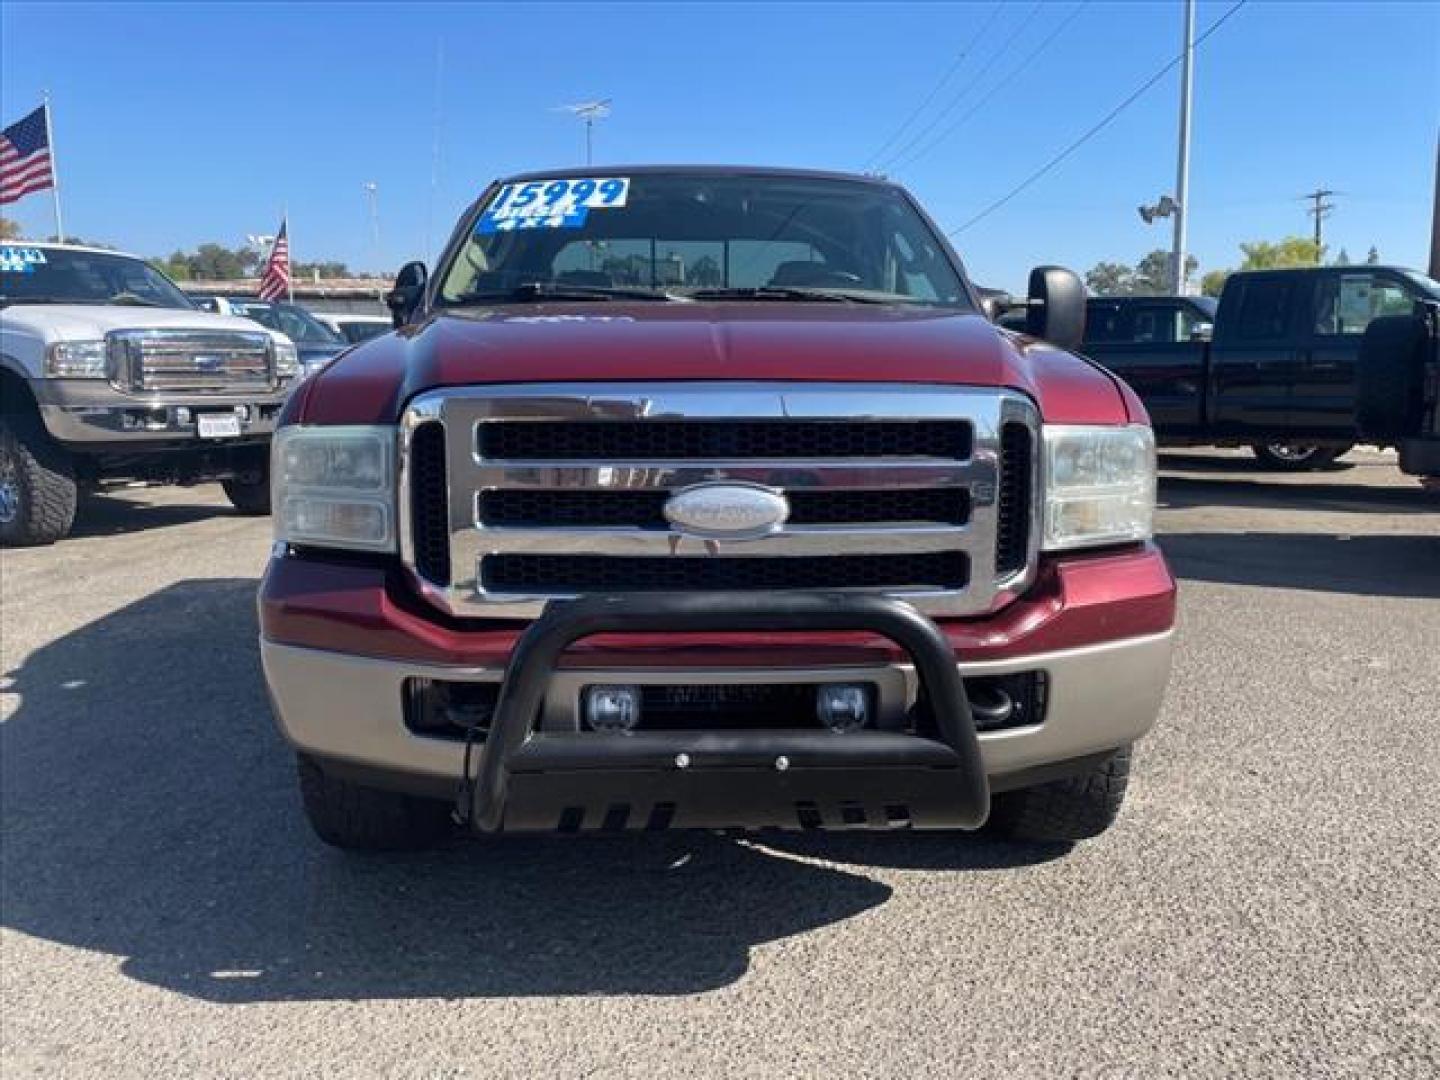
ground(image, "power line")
xmin=887 ymin=0 xmax=1090 ymax=175
xmin=875 ymin=0 xmax=1046 ymax=174
xmin=863 ymin=2 xmax=1004 ymax=171
xmin=948 ymin=0 xmax=1248 ymax=237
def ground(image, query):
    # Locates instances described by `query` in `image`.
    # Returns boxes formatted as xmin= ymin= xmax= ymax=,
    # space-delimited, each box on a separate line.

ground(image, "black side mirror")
xmin=1025 ymin=266 xmax=1086 ymax=351
xmin=385 ymin=261 xmax=428 ymax=328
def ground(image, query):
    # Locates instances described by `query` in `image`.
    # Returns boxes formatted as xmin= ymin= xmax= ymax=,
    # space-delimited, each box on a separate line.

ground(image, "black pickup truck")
xmin=1063 ymin=267 xmax=1440 ymax=469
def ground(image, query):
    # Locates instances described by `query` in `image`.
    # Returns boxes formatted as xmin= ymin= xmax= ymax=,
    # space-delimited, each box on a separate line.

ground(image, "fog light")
xmin=585 ymin=685 xmax=641 ymax=733
xmin=817 ymin=684 xmax=870 ymax=733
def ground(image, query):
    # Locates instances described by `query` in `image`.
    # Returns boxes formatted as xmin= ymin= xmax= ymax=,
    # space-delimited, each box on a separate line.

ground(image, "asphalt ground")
xmin=2 ymin=448 xmax=1437 ymax=1078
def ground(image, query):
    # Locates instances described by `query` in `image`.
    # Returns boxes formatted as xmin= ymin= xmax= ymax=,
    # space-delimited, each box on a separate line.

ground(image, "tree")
xmin=1333 ymin=248 xmax=1351 ymax=267
xmin=293 ymin=260 xmax=351 ymax=279
xmin=1238 ymin=236 xmax=1324 ymax=270
xmin=1200 ymin=269 xmax=1229 ymax=297
xmin=1134 ymin=249 xmax=1197 ymax=294
xmin=1366 ymin=246 xmax=1380 ymax=265
xmin=0 ymin=217 xmax=20 ymax=240
xmin=1085 ymin=261 xmax=1133 ymax=296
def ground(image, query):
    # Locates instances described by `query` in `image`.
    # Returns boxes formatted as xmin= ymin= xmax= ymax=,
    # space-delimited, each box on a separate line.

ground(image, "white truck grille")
xmin=107 ymin=330 xmax=275 ymax=394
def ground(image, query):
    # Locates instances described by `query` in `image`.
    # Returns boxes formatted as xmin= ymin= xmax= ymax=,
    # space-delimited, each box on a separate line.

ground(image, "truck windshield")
xmin=0 ymin=245 xmax=193 ymax=309
xmin=437 ymin=172 xmax=972 ymax=309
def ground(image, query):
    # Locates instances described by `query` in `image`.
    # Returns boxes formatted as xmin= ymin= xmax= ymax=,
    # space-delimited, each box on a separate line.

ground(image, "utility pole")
xmin=1171 ymin=0 xmax=1195 ymax=294
xmin=1302 ymin=188 xmax=1335 ymax=261
xmin=1430 ymin=136 xmax=1439 ymax=279
xmin=557 ymin=100 xmax=611 ymax=167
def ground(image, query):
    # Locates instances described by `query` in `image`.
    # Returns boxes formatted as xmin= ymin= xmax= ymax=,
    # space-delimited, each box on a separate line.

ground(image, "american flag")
xmin=1 ymin=105 xmax=55 ymax=205
xmin=258 ymin=218 xmax=290 ymax=301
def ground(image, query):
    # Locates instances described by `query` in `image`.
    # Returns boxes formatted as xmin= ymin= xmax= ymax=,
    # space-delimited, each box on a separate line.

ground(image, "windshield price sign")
xmin=478 ymin=177 xmax=630 ymax=234
xmin=0 ymin=247 xmax=47 ymax=274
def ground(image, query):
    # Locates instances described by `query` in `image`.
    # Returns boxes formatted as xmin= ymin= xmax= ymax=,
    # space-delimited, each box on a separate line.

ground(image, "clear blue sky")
xmin=2 ymin=1 xmax=1436 ymax=290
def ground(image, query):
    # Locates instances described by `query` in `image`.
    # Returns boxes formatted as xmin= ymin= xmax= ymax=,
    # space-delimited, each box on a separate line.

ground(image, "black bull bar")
xmin=462 ymin=592 xmax=990 ymax=832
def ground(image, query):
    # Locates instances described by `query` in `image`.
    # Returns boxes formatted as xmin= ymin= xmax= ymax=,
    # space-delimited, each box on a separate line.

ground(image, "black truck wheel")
xmin=1356 ymin=314 xmax=1427 ymax=439
xmin=0 ymin=417 xmax=78 ymax=546
xmin=988 ymin=746 xmax=1132 ymax=843
xmin=222 ymin=473 xmax=271 ymax=515
xmin=1250 ymin=442 xmax=1352 ymax=471
xmin=296 ymin=755 xmax=454 ymax=851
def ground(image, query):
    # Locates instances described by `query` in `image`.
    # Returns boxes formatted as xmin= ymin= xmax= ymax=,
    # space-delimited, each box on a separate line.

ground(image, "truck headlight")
xmin=45 ymin=340 xmax=108 ymax=378
xmin=273 ymin=426 xmax=396 ymax=551
xmin=1041 ymin=424 xmax=1155 ymax=551
xmin=274 ymin=341 xmax=301 ymax=379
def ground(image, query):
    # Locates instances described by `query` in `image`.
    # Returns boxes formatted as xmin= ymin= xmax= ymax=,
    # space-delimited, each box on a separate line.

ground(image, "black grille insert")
xmin=482 ymin=552 xmax=968 ymax=594
xmin=410 ymin=421 xmax=451 ymax=585
xmin=479 ymin=420 xmax=972 ymax=461
xmin=995 ymin=422 xmax=1032 ymax=575
xmin=479 ymin=487 xmax=970 ymax=528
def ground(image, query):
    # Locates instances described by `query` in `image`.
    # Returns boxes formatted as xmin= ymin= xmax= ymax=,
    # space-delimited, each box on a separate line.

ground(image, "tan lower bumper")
xmin=260 ymin=630 xmax=1175 ymax=792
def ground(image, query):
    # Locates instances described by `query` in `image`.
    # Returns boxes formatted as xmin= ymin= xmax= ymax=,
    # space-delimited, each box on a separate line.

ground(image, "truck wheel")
xmin=221 ymin=471 xmax=271 ymax=515
xmin=988 ymin=746 xmax=1131 ymax=843
xmin=0 ymin=418 xmax=78 ymax=546
xmin=1250 ymin=442 xmax=1351 ymax=471
xmin=1356 ymin=314 xmax=1426 ymax=439
xmin=296 ymin=755 xmax=454 ymax=851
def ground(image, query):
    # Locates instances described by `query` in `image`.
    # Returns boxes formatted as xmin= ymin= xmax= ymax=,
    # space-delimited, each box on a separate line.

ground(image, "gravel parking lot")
xmin=2 ymin=449 xmax=1437 ymax=1078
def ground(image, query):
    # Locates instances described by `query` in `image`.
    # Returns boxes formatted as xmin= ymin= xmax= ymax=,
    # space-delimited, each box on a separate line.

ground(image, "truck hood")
xmin=1 ymin=303 xmax=290 ymax=346
xmin=300 ymin=303 xmax=1136 ymax=425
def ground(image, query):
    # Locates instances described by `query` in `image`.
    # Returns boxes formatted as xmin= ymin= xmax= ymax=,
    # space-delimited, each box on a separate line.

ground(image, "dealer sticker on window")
xmin=0 ymin=246 xmax=47 ymax=274
xmin=477 ymin=177 xmax=630 ymax=234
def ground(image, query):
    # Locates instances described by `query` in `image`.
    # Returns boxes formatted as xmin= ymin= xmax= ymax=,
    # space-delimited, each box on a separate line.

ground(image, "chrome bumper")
xmin=261 ymin=628 xmax=1175 ymax=796
xmin=33 ymin=378 xmax=289 ymax=445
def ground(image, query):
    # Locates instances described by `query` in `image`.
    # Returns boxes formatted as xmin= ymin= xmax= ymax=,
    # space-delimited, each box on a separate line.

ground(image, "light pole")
xmin=557 ymin=99 xmax=612 ymax=166
xmin=1171 ymin=0 xmax=1195 ymax=294
xmin=363 ymin=181 xmax=381 ymax=274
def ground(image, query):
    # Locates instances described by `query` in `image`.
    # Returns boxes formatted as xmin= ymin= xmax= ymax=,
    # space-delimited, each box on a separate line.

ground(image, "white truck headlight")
xmin=1041 ymin=424 xmax=1155 ymax=551
xmin=273 ymin=426 xmax=396 ymax=551
xmin=45 ymin=340 xmax=108 ymax=378
xmin=274 ymin=341 xmax=301 ymax=379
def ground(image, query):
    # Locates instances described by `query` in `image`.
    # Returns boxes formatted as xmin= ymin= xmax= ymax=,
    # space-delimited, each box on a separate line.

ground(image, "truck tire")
xmin=296 ymin=755 xmax=454 ymax=851
xmin=988 ymin=746 xmax=1132 ymax=843
xmin=1250 ymin=442 xmax=1352 ymax=471
xmin=0 ymin=417 xmax=78 ymax=546
xmin=1356 ymin=314 xmax=1426 ymax=439
xmin=222 ymin=473 xmax=271 ymax=515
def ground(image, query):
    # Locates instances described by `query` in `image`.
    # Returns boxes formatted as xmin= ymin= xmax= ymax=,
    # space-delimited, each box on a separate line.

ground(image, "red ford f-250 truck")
xmin=259 ymin=167 xmax=1176 ymax=851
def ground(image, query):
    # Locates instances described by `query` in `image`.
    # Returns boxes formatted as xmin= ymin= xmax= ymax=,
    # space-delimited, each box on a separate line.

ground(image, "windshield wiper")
xmin=447 ymin=281 xmax=682 ymax=305
xmin=687 ymin=286 xmax=890 ymax=304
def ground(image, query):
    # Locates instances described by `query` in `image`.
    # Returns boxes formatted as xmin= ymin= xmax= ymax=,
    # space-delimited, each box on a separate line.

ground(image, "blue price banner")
xmin=477 ymin=176 xmax=630 ymax=235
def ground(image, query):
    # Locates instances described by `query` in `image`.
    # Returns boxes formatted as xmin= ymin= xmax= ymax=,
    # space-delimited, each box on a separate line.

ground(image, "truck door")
xmin=1297 ymin=270 xmax=1422 ymax=437
xmin=1086 ymin=300 xmax=1207 ymax=436
xmin=1212 ymin=275 xmax=1303 ymax=436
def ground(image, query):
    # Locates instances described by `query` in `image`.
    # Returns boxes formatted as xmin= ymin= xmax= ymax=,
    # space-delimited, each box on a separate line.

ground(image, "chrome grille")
xmin=400 ymin=383 xmax=1039 ymax=619
xmin=107 ymin=330 xmax=274 ymax=394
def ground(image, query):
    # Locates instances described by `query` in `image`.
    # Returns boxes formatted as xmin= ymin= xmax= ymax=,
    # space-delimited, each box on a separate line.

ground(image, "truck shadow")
xmin=1157 ymin=474 xmax=1436 ymax=516
xmin=1158 ymin=531 xmax=1440 ymax=598
xmin=68 ymin=489 xmax=238 ymax=539
xmin=0 ymin=579 xmax=1054 ymax=1004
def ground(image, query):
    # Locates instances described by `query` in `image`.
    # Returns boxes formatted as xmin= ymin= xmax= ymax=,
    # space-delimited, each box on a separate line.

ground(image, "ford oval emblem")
xmin=663 ymin=483 xmax=790 ymax=538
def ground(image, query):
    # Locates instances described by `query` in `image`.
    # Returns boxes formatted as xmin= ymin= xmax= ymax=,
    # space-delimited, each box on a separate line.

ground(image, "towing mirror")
xmin=385 ymin=261 xmax=428 ymax=327
xmin=1025 ymin=266 xmax=1086 ymax=351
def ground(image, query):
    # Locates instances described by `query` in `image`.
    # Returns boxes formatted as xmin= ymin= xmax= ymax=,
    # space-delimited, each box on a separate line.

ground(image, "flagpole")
xmin=41 ymin=90 xmax=64 ymax=243
xmin=284 ymin=206 xmax=292 ymax=302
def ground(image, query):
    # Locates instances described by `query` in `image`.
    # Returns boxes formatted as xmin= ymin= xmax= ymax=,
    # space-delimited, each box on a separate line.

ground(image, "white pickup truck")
xmin=0 ymin=242 xmax=302 ymax=544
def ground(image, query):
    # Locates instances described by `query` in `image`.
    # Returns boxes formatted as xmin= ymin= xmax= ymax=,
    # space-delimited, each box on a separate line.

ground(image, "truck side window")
xmin=1314 ymin=273 xmax=1415 ymax=335
xmin=1235 ymin=279 xmax=1293 ymax=340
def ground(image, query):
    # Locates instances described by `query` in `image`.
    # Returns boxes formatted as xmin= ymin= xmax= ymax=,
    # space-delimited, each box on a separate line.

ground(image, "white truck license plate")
xmin=197 ymin=413 xmax=242 ymax=439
